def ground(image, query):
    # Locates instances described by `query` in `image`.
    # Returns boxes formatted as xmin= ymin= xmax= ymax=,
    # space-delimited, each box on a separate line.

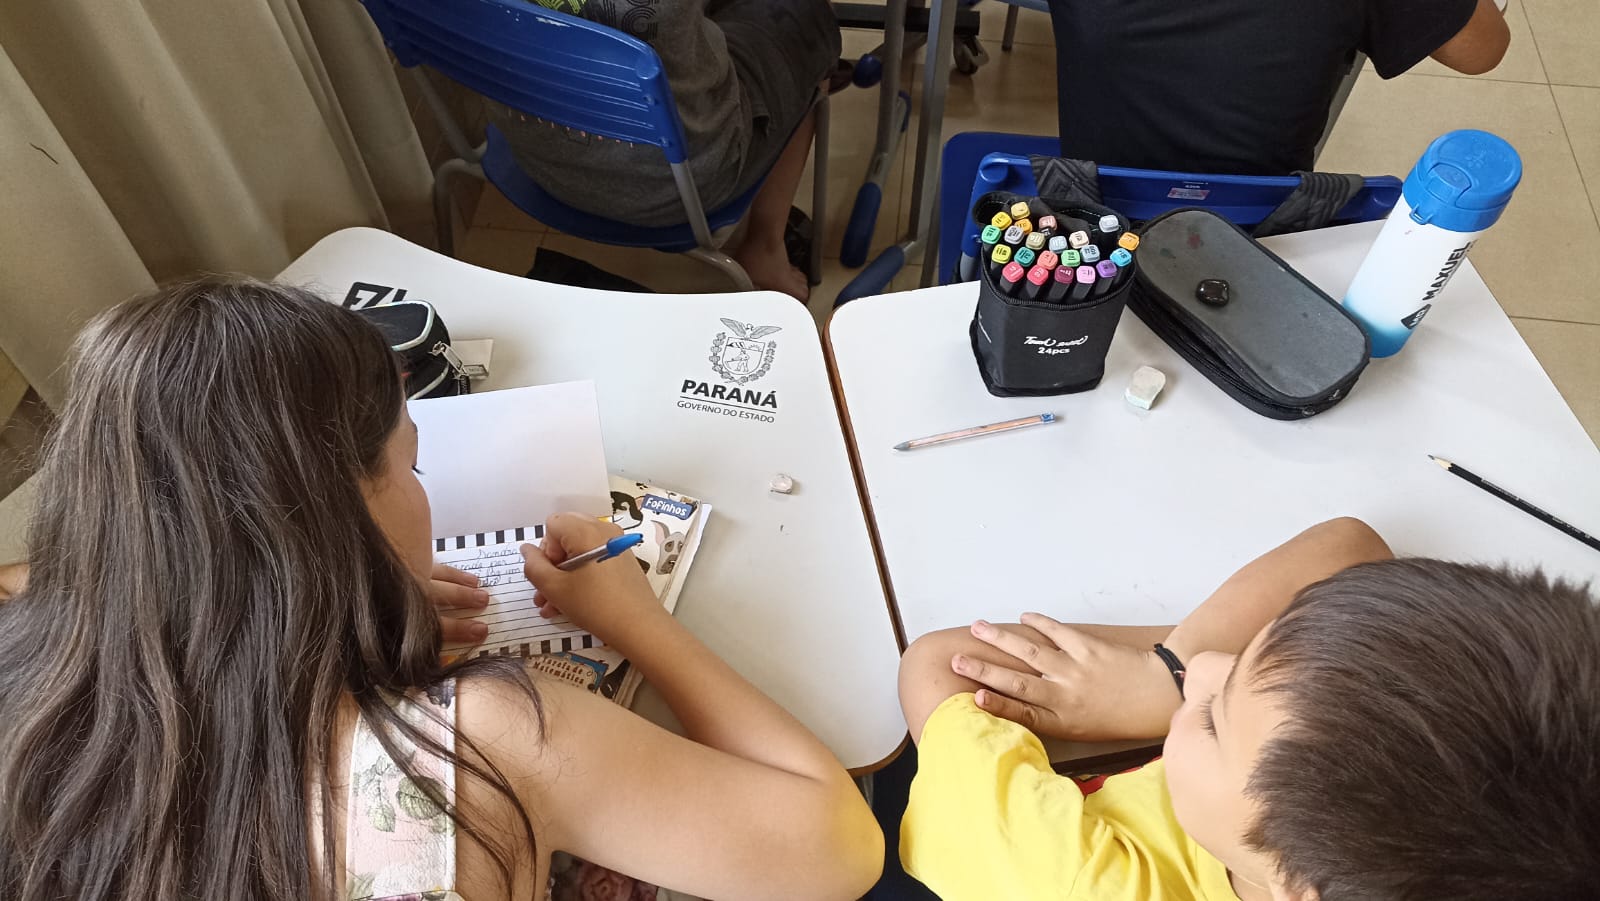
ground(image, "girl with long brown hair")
xmin=0 ymin=277 xmax=882 ymax=899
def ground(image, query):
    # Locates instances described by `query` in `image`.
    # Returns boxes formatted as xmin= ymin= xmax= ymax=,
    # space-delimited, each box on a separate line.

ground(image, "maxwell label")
xmin=1421 ymin=241 xmax=1475 ymax=303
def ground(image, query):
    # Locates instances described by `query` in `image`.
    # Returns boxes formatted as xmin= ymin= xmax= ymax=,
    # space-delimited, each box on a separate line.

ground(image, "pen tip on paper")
xmin=1040 ymin=413 xmax=1057 ymax=423
xmin=1428 ymin=455 xmax=1451 ymax=469
xmin=892 ymin=442 xmax=910 ymax=452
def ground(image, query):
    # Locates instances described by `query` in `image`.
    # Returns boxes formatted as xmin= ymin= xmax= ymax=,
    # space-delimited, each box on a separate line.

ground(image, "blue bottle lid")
xmin=1402 ymin=130 xmax=1522 ymax=233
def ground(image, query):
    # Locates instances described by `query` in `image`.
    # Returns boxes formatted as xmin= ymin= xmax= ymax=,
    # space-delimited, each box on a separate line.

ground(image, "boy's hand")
xmin=520 ymin=512 xmax=664 ymax=654
xmin=956 ymin=613 xmax=1181 ymax=741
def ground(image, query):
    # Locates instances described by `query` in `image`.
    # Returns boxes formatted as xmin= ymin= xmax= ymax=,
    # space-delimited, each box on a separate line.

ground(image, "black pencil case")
xmin=354 ymin=300 xmax=471 ymax=399
xmin=1127 ymin=208 xmax=1369 ymax=419
xmin=969 ymin=195 xmax=1136 ymax=396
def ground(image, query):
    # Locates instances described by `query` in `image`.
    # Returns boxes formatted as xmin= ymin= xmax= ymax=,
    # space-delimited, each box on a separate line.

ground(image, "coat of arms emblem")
xmin=709 ymin=319 xmax=781 ymax=384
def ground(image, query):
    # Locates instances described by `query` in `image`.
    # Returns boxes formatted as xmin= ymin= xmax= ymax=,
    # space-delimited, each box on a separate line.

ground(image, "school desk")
xmin=280 ymin=228 xmax=905 ymax=771
xmin=829 ymin=219 xmax=1600 ymax=647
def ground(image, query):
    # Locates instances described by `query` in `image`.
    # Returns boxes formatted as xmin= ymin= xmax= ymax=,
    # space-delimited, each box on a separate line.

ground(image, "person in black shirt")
xmin=1047 ymin=0 xmax=1510 ymax=174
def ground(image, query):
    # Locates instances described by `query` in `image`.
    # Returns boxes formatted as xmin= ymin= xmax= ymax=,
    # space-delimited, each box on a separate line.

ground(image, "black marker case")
xmin=969 ymin=195 xmax=1137 ymax=397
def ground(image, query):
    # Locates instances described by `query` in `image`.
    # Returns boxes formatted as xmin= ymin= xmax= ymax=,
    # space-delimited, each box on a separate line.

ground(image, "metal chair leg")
xmin=685 ymin=247 xmax=756 ymax=292
xmin=433 ymin=158 xmax=485 ymax=258
xmin=1001 ymin=5 xmax=1019 ymax=52
xmin=810 ymin=94 xmax=830 ymax=286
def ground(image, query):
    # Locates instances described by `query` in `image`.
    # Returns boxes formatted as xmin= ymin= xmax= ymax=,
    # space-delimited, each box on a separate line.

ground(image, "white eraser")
xmin=1125 ymin=365 xmax=1166 ymax=410
xmin=769 ymin=473 xmax=795 ymax=494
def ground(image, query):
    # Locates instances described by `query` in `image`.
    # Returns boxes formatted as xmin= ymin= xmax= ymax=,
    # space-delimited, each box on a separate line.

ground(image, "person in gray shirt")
xmin=491 ymin=0 xmax=840 ymax=301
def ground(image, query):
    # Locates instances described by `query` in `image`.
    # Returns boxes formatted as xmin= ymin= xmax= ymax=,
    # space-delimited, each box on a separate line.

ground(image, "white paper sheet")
xmin=408 ymin=381 xmax=610 ymax=538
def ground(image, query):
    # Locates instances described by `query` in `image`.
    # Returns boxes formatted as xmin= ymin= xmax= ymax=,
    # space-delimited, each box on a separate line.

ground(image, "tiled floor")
xmin=451 ymin=4 xmax=1599 ymax=447
xmin=1 ymin=1 xmax=1597 ymax=506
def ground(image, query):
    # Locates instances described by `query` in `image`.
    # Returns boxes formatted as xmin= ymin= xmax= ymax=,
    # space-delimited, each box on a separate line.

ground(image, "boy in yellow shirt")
xmin=898 ymin=517 xmax=1600 ymax=900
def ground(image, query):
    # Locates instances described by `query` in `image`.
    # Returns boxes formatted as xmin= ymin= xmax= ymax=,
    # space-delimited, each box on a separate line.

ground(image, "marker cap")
xmin=1010 ymin=201 xmax=1032 ymax=220
xmin=1096 ymin=260 xmax=1119 ymax=280
xmin=1118 ymin=233 xmax=1141 ymax=251
xmin=1080 ymin=244 xmax=1102 ymax=264
xmin=981 ymin=224 xmax=1002 ymax=246
xmin=1025 ymin=232 xmax=1046 ymax=251
xmin=1014 ymin=247 xmax=1037 ymax=268
xmin=1097 ymin=214 xmax=1121 ymax=234
xmin=1053 ymin=264 xmax=1075 ymax=284
xmin=1027 ymin=265 xmax=1051 ymax=287
xmin=1061 ymin=249 xmax=1081 ymax=267
xmin=1110 ymin=247 xmax=1133 ymax=267
xmin=1016 ymin=218 xmax=1034 ymax=236
xmin=1069 ymin=231 xmax=1090 ymax=249
xmin=1001 ymin=261 xmax=1027 ymax=284
xmin=1038 ymin=215 xmax=1058 ymax=233
xmin=991 ymin=244 xmax=1012 ymax=264
xmin=1038 ymin=250 xmax=1059 ymax=270
xmin=1004 ymin=225 xmax=1025 ymax=245
xmin=1076 ymin=265 xmax=1097 ymax=284
xmin=1048 ymin=235 xmax=1069 ymax=254
xmin=991 ymin=211 xmax=1013 ymax=230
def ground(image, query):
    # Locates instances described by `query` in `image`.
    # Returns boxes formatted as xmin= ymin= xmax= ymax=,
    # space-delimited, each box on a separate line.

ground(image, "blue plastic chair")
xmin=936 ymin=132 xmax=1403 ymax=287
xmin=360 ymin=0 xmax=828 ymax=290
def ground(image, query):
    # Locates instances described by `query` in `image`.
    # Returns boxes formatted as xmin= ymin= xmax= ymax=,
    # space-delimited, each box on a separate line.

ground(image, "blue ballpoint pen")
xmin=557 ymin=533 xmax=645 ymax=571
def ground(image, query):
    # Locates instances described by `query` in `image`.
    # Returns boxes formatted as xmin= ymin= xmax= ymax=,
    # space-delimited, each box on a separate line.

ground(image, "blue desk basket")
xmin=939 ymin=133 xmax=1403 ymax=286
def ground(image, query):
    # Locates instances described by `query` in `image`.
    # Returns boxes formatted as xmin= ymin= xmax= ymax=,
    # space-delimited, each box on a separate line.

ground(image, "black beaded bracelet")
xmin=1152 ymin=643 xmax=1187 ymax=699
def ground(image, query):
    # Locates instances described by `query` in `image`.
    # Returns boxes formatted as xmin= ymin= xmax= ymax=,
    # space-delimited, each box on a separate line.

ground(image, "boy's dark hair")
xmin=1245 ymin=559 xmax=1600 ymax=901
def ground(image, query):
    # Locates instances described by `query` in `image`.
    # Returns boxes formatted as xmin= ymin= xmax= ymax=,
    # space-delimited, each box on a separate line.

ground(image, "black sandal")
xmin=784 ymin=207 xmax=819 ymax=286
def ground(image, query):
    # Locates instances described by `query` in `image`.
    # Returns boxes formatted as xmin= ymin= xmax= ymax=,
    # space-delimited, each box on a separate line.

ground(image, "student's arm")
xmin=1429 ymin=0 xmax=1510 ymax=75
xmin=469 ymin=513 xmax=882 ymax=900
xmin=900 ymin=518 xmax=1392 ymax=743
xmin=0 ymin=562 xmax=26 ymax=602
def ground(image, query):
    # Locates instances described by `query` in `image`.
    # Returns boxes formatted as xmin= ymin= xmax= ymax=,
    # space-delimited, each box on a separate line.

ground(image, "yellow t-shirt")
xmin=901 ymin=693 xmax=1240 ymax=901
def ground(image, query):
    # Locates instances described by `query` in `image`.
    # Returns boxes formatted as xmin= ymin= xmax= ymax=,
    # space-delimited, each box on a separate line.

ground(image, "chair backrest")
xmin=360 ymin=0 xmax=691 ymax=163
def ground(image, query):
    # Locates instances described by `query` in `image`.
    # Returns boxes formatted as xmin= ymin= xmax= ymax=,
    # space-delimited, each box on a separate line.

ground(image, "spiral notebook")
xmin=438 ymin=476 xmax=711 ymax=706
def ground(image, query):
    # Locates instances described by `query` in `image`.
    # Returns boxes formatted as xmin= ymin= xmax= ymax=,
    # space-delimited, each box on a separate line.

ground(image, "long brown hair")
xmin=0 ymin=278 xmax=539 ymax=898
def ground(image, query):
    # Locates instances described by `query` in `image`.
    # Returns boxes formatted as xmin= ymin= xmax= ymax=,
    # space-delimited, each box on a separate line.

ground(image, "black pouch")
xmin=355 ymin=300 xmax=470 ymax=399
xmin=1128 ymin=208 xmax=1369 ymax=419
xmin=969 ymin=194 xmax=1136 ymax=396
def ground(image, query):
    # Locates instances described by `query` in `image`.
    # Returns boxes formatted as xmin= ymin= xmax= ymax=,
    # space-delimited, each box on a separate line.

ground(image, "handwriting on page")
xmin=435 ymin=525 xmax=602 ymax=658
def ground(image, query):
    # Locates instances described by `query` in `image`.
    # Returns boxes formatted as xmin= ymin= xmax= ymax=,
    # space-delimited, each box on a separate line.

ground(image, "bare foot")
xmin=735 ymin=243 xmax=810 ymax=302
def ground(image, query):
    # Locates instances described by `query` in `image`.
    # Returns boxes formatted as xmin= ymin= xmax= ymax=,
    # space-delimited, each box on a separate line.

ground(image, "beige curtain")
xmin=0 ymin=0 xmax=434 ymax=406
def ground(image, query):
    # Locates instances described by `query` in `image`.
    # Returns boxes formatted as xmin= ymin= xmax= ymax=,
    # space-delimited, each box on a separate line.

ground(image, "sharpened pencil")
xmin=1429 ymin=455 xmax=1600 ymax=553
xmin=894 ymin=413 xmax=1057 ymax=452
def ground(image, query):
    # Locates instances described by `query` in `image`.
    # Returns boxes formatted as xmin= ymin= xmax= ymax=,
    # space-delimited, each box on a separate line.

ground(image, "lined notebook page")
xmin=436 ymin=525 xmax=601 ymax=657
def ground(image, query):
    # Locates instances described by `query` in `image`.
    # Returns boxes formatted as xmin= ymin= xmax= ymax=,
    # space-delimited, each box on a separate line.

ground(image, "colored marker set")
xmin=969 ymin=194 xmax=1140 ymax=398
xmin=979 ymin=200 xmax=1140 ymax=306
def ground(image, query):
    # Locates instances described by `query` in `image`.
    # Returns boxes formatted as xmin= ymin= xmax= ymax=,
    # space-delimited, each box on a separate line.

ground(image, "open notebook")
xmin=438 ymin=475 xmax=711 ymax=707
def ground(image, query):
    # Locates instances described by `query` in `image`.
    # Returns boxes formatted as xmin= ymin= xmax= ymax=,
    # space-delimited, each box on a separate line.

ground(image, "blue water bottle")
xmin=1342 ymin=130 xmax=1522 ymax=357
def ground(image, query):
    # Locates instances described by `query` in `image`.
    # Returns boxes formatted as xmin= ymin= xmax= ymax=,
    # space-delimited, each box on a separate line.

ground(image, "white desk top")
xmin=281 ymin=228 xmax=903 ymax=770
xmin=830 ymin=220 xmax=1600 ymax=643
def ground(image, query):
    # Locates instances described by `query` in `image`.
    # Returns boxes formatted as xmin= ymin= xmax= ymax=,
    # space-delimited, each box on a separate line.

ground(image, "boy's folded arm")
xmin=902 ymin=621 xmax=1181 ymax=743
xmin=898 ymin=518 xmax=1392 ymax=744
xmin=1158 ymin=516 xmax=1393 ymax=664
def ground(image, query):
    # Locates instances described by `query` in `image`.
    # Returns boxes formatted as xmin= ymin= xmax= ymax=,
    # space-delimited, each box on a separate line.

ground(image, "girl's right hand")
xmin=520 ymin=512 xmax=664 ymax=649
